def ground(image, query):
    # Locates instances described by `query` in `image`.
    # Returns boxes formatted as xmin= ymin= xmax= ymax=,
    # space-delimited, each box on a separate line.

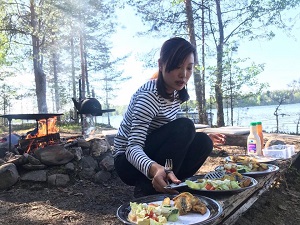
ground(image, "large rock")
xmin=78 ymin=156 xmax=98 ymax=179
xmin=79 ymin=156 xmax=98 ymax=170
xmin=34 ymin=145 xmax=74 ymax=166
xmin=6 ymin=154 xmax=27 ymax=165
xmin=48 ymin=174 xmax=70 ymax=187
xmin=90 ymin=138 xmax=110 ymax=157
xmin=0 ymin=163 xmax=20 ymax=190
xmin=77 ymin=139 xmax=91 ymax=149
xmin=99 ymin=155 xmax=114 ymax=171
xmin=20 ymin=170 xmax=47 ymax=182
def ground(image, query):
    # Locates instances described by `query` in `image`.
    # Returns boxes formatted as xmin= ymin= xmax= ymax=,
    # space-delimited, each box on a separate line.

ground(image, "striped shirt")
xmin=113 ymin=79 xmax=181 ymax=178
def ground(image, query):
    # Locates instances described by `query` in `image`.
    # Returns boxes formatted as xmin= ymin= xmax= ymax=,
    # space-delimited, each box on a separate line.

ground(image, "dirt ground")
xmin=0 ymin=145 xmax=300 ymax=225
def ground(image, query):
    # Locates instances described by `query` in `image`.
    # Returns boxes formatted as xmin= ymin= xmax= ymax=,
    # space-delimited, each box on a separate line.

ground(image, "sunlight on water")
xmin=217 ymin=103 xmax=300 ymax=133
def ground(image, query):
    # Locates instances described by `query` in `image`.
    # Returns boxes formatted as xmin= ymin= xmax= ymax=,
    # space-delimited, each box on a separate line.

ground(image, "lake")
xmin=98 ymin=103 xmax=300 ymax=133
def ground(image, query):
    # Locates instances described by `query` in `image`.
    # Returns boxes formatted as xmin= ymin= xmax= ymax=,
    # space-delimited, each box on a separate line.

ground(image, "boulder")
xmin=34 ymin=145 xmax=74 ymax=166
xmin=20 ymin=170 xmax=47 ymax=182
xmin=90 ymin=138 xmax=110 ymax=157
xmin=0 ymin=163 xmax=20 ymax=189
xmin=48 ymin=174 xmax=70 ymax=187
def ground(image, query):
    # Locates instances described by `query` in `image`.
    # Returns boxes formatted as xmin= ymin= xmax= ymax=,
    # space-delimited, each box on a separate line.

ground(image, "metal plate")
xmin=165 ymin=175 xmax=258 ymax=193
xmin=116 ymin=194 xmax=223 ymax=225
xmin=225 ymin=154 xmax=277 ymax=163
xmin=188 ymin=175 xmax=257 ymax=193
xmin=215 ymin=164 xmax=279 ymax=177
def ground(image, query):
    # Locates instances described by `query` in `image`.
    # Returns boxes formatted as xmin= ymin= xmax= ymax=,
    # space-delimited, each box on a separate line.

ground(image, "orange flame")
xmin=26 ymin=117 xmax=59 ymax=139
xmin=25 ymin=117 xmax=59 ymax=153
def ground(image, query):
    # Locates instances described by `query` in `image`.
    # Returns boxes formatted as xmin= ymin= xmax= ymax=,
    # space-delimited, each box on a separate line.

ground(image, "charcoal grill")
xmin=0 ymin=113 xmax=63 ymax=152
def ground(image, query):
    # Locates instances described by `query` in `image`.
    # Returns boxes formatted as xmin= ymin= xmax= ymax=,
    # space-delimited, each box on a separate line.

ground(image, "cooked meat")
xmin=173 ymin=192 xmax=207 ymax=215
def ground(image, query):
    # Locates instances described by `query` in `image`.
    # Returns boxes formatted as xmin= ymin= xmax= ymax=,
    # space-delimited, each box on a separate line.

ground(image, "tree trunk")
xmin=230 ymin=58 xmax=234 ymax=126
xmin=105 ymin=77 xmax=111 ymax=126
xmin=215 ymin=0 xmax=225 ymax=127
xmin=84 ymin=50 xmax=90 ymax=97
xmin=185 ymin=0 xmax=206 ymax=124
xmin=70 ymin=35 xmax=79 ymax=122
xmin=52 ymin=51 xmax=60 ymax=113
xmin=71 ymin=36 xmax=76 ymax=100
xmin=79 ymin=32 xmax=86 ymax=99
xmin=30 ymin=1 xmax=47 ymax=113
xmin=201 ymin=0 xmax=208 ymax=124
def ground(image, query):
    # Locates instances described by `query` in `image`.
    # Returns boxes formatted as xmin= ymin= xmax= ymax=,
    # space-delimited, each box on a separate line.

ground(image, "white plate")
xmin=116 ymin=194 xmax=223 ymax=225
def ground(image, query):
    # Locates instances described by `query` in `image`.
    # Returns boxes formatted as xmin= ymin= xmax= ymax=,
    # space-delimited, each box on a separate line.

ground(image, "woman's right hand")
xmin=149 ymin=162 xmax=181 ymax=194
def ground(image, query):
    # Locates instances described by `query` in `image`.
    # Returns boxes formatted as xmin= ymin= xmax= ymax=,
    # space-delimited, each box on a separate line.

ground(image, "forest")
xmin=1 ymin=0 xmax=300 ymax=127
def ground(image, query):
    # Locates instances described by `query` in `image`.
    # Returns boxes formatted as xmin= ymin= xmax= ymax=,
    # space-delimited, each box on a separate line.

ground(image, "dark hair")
xmin=157 ymin=37 xmax=196 ymax=102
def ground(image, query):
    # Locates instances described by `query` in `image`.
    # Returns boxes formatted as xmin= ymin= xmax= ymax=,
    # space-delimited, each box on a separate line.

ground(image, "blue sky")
xmin=238 ymin=29 xmax=300 ymax=89
xmin=111 ymin=6 xmax=300 ymax=106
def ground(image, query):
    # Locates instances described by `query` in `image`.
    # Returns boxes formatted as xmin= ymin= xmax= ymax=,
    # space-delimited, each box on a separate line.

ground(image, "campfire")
xmin=20 ymin=117 xmax=61 ymax=154
xmin=26 ymin=117 xmax=59 ymax=139
xmin=0 ymin=113 xmax=64 ymax=154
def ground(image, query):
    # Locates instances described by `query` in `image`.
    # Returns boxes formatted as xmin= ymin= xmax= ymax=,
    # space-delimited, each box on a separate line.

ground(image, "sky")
xmin=110 ymin=6 xmax=300 ymax=106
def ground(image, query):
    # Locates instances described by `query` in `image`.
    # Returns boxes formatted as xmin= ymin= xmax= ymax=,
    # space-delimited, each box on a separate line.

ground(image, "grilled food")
xmin=173 ymin=192 xmax=207 ymax=215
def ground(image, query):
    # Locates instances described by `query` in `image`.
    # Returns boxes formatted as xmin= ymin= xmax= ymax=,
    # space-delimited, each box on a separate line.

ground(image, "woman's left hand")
xmin=207 ymin=133 xmax=226 ymax=149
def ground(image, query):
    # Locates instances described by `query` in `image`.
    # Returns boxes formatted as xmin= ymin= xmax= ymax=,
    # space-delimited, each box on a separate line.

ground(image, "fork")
xmin=164 ymin=159 xmax=173 ymax=174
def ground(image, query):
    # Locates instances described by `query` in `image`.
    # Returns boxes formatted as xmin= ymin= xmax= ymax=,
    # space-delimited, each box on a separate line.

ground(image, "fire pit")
xmin=0 ymin=113 xmax=63 ymax=152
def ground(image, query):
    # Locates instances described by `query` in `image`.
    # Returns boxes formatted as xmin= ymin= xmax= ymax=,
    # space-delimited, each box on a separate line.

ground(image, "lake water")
xmin=98 ymin=103 xmax=300 ymax=133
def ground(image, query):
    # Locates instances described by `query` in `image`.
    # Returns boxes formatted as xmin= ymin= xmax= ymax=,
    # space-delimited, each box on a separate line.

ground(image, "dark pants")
xmin=114 ymin=118 xmax=213 ymax=193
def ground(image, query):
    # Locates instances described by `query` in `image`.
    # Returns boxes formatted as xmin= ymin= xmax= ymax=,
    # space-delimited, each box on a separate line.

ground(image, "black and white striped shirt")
xmin=113 ymin=79 xmax=181 ymax=178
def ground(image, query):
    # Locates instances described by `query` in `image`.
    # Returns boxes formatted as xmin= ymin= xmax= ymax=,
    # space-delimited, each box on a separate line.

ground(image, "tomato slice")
xmin=146 ymin=210 xmax=159 ymax=221
xmin=205 ymin=183 xmax=215 ymax=190
xmin=146 ymin=210 xmax=154 ymax=218
xmin=230 ymin=168 xmax=237 ymax=173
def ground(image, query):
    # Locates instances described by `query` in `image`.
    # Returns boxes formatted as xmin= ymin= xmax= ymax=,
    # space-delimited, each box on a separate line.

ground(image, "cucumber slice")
xmin=168 ymin=209 xmax=179 ymax=222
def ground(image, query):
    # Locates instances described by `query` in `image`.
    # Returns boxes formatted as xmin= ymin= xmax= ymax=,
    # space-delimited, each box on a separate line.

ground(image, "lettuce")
xmin=219 ymin=184 xmax=230 ymax=190
xmin=230 ymin=181 xmax=240 ymax=189
xmin=185 ymin=179 xmax=206 ymax=190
